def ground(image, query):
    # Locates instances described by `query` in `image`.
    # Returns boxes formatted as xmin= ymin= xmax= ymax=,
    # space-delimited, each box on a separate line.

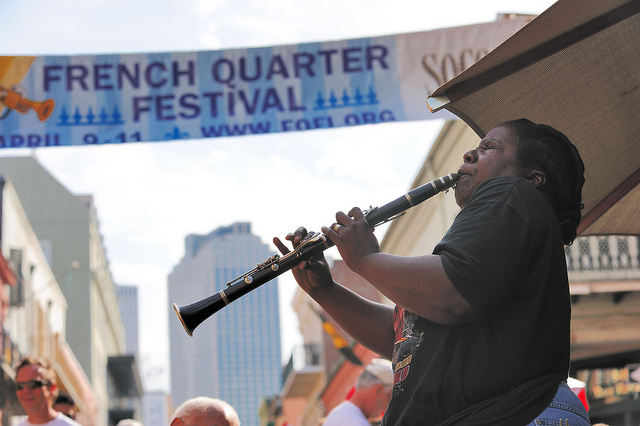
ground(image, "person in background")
xmin=15 ymin=357 xmax=81 ymax=425
xmin=276 ymin=119 xmax=590 ymax=425
xmin=170 ymin=397 xmax=240 ymax=426
xmin=323 ymin=358 xmax=393 ymax=426
xmin=52 ymin=393 xmax=77 ymax=421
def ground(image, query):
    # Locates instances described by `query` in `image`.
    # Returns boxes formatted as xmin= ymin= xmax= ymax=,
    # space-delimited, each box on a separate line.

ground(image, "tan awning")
xmin=427 ymin=0 xmax=640 ymax=236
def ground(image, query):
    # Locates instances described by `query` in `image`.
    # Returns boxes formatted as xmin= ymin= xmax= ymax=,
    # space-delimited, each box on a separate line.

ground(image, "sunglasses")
xmin=16 ymin=379 xmax=51 ymax=390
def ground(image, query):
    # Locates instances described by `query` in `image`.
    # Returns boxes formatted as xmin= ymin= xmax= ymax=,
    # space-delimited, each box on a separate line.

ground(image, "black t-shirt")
xmin=382 ymin=177 xmax=570 ymax=426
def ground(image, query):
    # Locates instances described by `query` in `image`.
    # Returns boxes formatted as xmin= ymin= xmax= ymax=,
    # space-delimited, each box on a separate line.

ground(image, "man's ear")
xmin=170 ymin=418 xmax=182 ymax=426
xmin=527 ymin=170 xmax=546 ymax=188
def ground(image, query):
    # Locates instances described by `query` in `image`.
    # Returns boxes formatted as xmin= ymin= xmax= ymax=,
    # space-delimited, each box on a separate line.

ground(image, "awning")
xmin=426 ymin=0 xmax=640 ymax=236
xmin=107 ymin=355 xmax=144 ymax=398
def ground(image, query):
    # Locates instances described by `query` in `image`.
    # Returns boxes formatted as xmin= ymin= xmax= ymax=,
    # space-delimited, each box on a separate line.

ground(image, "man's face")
xmin=16 ymin=365 xmax=55 ymax=415
xmin=455 ymin=125 xmax=525 ymax=208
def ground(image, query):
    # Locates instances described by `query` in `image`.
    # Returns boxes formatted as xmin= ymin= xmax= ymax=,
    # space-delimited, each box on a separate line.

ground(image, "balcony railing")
xmin=281 ymin=344 xmax=323 ymax=399
xmin=565 ymin=235 xmax=640 ymax=282
xmin=282 ymin=344 xmax=321 ymax=386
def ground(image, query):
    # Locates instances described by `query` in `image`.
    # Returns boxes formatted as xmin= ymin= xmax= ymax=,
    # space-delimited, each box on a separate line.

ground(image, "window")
xmin=9 ymin=249 xmax=24 ymax=306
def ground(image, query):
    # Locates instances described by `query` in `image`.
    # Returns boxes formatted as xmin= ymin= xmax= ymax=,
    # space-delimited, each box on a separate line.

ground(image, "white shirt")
xmin=323 ymin=400 xmax=370 ymax=426
xmin=18 ymin=413 xmax=82 ymax=426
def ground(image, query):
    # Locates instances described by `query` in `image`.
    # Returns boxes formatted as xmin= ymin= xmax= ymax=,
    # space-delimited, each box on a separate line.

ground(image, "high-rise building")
xmin=116 ymin=284 xmax=140 ymax=355
xmin=168 ymin=222 xmax=282 ymax=426
xmin=114 ymin=284 xmax=145 ymax=423
xmin=142 ymin=391 xmax=171 ymax=425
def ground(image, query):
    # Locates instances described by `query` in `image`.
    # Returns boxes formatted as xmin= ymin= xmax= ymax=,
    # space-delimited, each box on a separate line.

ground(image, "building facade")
xmin=0 ymin=176 xmax=97 ymax=425
xmin=169 ymin=222 xmax=282 ymax=426
xmin=0 ymin=156 xmax=140 ymax=426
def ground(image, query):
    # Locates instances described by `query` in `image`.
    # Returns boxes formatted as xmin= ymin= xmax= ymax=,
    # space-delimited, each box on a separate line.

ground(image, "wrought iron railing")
xmin=282 ymin=344 xmax=321 ymax=386
xmin=565 ymin=235 xmax=640 ymax=281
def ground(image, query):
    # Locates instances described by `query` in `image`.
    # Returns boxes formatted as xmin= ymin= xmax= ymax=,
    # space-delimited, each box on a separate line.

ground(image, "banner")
xmin=0 ymin=17 xmax=530 ymax=148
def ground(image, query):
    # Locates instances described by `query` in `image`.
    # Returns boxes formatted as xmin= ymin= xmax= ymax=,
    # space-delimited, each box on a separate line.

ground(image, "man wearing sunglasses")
xmin=15 ymin=357 xmax=81 ymax=425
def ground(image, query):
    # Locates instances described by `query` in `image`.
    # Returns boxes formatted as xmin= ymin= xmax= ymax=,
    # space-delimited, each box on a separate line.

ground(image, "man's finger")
xmin=273 ymin=237 xmax=291 ymax=254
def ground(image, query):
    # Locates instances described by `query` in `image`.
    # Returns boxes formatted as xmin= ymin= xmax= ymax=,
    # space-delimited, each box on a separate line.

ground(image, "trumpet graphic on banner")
xmin=0 ymin=84 xmax=55 ymax=122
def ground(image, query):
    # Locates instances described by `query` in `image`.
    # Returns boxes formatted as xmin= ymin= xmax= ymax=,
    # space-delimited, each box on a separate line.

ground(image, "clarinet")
xmin=173 ymin=172 xmax=461 ymax=336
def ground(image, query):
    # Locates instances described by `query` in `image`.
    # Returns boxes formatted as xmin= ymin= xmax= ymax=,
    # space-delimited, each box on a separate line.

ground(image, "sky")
xmin=0 ymin=0 xmax=556 ymax=392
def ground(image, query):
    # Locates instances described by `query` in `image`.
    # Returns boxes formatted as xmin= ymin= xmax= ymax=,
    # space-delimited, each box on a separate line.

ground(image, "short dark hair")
xmin=54 ymin=392 xmax=75 ymax=406
xmin=16 ymin=357 xmax=57 ymax=383
xmin=503 ymin=118 xmax=585 ymax=245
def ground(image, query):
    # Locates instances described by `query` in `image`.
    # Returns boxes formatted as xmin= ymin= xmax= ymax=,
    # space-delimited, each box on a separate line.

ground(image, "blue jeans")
xmin=526 ymin=381 xmax=591 ymax=425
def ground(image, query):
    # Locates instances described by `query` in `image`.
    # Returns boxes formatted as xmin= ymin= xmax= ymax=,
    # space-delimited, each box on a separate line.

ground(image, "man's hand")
xmin=273 ymin=227 xmax=334 ymax=294
xmin=322 ymin=207 xmax=380 ymax=275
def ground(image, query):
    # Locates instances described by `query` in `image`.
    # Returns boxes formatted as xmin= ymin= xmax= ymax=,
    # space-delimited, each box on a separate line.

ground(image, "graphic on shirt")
xmin=392 ymin=307 xmax=423 ymax=395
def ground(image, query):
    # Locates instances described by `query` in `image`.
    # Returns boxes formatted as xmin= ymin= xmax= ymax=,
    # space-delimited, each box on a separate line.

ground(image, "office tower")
xmin=116 ymin=284 xmax=140 ymax=355
xmin=142 ymin=391 xmax=170 ymax=426
xmin=168 ymin=222 xmax=282 ymax=426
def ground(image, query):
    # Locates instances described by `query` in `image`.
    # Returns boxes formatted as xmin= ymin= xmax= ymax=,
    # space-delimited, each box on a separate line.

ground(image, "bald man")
xmin=170 ymin=397 xmax=240 ymax=426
